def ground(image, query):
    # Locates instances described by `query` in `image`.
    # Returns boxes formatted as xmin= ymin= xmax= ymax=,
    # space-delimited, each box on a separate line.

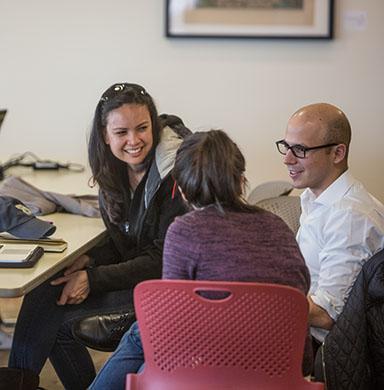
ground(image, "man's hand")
xmin=308 ymin=296 xmax=334 ymax=330
xmin=51 ymin=270 xmax=90 ymax=305
xmin=64 ymin=254 xmax=91 ymax=276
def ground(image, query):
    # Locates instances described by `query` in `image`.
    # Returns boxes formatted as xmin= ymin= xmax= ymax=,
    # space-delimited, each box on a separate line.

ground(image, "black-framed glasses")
xmin=275 ymin=140 xmax=338 ymax=159
xmin=100 ymin=83 xmax=147 ymax=103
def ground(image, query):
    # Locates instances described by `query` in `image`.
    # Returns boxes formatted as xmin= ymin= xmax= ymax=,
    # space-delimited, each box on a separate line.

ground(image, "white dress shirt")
xmin=297 ymin=170 xmax=384 ymax=342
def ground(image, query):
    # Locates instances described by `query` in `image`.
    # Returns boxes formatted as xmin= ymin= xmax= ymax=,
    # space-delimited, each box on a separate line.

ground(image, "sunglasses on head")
xmin=100 ymin=83 xmax=147 ymax=103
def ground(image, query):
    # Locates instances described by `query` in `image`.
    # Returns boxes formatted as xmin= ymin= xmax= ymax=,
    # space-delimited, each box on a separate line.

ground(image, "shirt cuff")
xmin=311 ymin=289 xmax=344 ymax=321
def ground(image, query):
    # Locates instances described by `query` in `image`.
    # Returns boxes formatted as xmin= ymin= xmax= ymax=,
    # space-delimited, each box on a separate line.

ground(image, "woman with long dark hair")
xmin=5 ymin=83 xmax=188 ymax=389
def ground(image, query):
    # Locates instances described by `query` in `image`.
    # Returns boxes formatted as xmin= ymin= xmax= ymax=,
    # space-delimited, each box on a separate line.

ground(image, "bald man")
xmin=276 ymin=103 xmax=384 ymax=344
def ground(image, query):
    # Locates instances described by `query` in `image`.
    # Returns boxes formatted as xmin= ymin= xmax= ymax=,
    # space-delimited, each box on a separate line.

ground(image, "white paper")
xmin=343 ymin=10 xmax=368 ymax=31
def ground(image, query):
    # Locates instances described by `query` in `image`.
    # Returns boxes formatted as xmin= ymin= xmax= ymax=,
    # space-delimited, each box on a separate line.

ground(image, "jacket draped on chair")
xmin=323 ymin=248 xmax=384 ymax=390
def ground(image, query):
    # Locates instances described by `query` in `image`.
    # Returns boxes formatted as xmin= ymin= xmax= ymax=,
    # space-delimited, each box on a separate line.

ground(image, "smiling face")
xmin=283 ymin=110 xmax=345 ymax=197
xmin=104 ymin=103 xmax=153 ymax=171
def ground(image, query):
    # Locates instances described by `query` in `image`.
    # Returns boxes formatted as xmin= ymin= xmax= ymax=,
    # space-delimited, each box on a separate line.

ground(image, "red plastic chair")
xmin=126 ymin=280 xmax=323 ymax=390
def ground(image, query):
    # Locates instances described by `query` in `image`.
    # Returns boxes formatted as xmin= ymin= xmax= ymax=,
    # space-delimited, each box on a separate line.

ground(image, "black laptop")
xmin=0 ymin=110 xmax=7 ymax=179
xmin=0 ymin=109 xmax=6 ymax=131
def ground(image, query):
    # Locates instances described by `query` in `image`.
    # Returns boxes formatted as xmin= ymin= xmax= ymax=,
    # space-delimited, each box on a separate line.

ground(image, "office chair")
xmin=126 ymin=279 xmax=323 ymax=390
xmin=247 ymin=180 xmax=293 ymax=205
xmin=257 ymin=195 xmax=301 ymax=235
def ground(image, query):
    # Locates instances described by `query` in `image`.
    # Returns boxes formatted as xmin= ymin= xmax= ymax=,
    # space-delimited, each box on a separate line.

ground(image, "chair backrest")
xmin=247 ymin=180 xmax=293 ymax=205
xmin=257 ymin=195 xmax=301 ymax=235
xmin=127 ymin=279 xmax=323 ymax=390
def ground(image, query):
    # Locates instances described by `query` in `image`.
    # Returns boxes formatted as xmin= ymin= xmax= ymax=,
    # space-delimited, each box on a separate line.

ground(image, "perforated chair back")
xmin=126 ymin=280 xmax=323 ymax=390
xmin=247 ymin=180 xmax=293 ymax=205
xmin=257 ymin=195 xmax=301 ymax=235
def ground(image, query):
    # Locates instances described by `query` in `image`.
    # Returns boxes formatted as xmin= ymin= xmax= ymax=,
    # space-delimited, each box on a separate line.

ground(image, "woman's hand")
xmin=64 ymin=254 xmax=91 ymax=276
xmin=51 ymin=270 xmax=90 ymax=305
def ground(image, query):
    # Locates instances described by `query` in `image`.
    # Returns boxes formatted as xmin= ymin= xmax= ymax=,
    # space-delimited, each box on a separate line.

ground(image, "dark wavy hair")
xmin=88 ymin=83 xmax=161 ymax=223
xmin=172 ymin=130 xmax=258 ymax=213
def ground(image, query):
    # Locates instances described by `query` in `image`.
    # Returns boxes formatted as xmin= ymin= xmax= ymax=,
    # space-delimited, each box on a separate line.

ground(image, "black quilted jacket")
xmin=322 ymin=248 xmax=384 ymax=390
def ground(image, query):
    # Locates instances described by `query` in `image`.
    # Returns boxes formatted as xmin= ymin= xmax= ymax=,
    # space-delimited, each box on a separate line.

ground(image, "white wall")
xmin=0 ymin=0 xmax=383 ymax=201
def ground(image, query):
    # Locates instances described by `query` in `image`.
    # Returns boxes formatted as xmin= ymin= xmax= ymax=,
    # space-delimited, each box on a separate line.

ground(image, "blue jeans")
xmin=8 ymin=273 xmax=134 ymax=390
xmin=90 ymin=321 xmax=144 ymax=390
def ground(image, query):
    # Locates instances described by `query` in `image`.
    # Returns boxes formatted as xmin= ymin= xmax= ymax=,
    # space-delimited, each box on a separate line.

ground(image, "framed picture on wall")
xmin=165 ymin=0 xmax=334 ymax=39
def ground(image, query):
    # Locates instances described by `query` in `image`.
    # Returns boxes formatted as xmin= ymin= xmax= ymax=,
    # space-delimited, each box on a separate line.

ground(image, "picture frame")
xmin=165 ymin=0 xmax=334 ymax=40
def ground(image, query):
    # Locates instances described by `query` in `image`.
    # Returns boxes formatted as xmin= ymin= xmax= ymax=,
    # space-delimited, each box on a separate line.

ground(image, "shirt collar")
xmin=301 ymin=170 xmax=356 ymax=207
